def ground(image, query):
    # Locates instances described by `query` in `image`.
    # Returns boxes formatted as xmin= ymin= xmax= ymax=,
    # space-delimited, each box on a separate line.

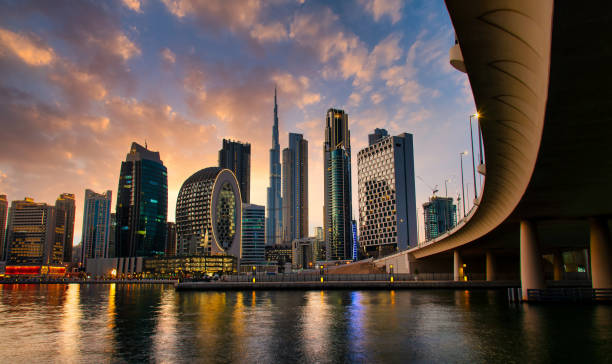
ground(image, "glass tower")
xmin=218 ymin=139 xmax=251 ymax=203
xmin=423 ymin=196 xmax=457 ymax=241
xmin=241 ymin=203 xmax=265 ymax=264
xmin=266 ymin=88 xmax=282 ymax=246
xmin=115 ymin=142 xmax=168 ymax=257
xmin=324 ymin=108 xmax=353 ymax=260
xmin=55 ymin=193 xmax=75 ymax=263
xmin=81 ymin=189 xmax=112 ymax=265
xmin=282 ymin=133 xmax=308 ymax=245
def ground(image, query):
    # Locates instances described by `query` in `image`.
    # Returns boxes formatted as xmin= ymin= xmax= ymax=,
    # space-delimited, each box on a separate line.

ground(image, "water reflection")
xmin=0 ymin=286 xmax=611 ymax=363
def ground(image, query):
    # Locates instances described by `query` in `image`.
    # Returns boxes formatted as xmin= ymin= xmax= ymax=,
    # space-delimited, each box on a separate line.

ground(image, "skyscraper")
xmin=266 ymin=88 xmax=282 ymax=246
xmin=282 ymin=133 xmax=308 ymax=245
xmin=108 ymin=213 xmax=116 ymax=258
xmin=219 ymin=139 xmax=251 ymax=203
xmin=323 ymin=108 xmax=353 ymax=260
xmin=423 ymin=196 xmax=457 ymax=241
xmin=0 ymin=195 xmax=7 ymax=261
xmin=368 ymin=128 xmax=389 ymax=146
xmin=115 ymin=142 xmax=168 ymax=257
xmin=81 ymin=189 xmax=112 ymax=266
xmin=358 ymin=131 xmax=418 ymax=258
xmin=166 ymin=222 xmax=177 ymax=256
xmin=5 ymin=198 xmax=56 ymax=266
xmin=241 ymin=203 xmax=265 ymax=265
xmin=55 ymin=193 xmax=75 ymax=263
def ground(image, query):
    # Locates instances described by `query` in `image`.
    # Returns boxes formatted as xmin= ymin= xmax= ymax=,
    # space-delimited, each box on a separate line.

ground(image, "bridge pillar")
xmin=521 ymin=220 xmax=545 ymax=300
xmin=486 ymin=251 xmax=496 ymax=281
xmin=553 ymin=250 xmax=564 ymax=281
xmin=453 ymin=250 xmax=463 ymax=281
xmin=590 ymin=217 xmax=612 ymax=289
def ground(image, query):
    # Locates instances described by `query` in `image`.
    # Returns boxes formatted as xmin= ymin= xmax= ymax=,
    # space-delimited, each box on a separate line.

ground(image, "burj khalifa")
xmin=266 ymin=88 xmax=282 ymax=246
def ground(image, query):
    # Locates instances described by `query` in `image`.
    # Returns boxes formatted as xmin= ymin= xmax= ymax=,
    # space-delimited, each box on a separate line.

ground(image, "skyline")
xmin=0 ymin=0 xmax=475 ymax=246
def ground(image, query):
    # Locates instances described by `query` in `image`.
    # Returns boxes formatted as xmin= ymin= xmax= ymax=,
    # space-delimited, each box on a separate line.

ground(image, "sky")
xmin=0 ymin=0 xmax=477 ymax=246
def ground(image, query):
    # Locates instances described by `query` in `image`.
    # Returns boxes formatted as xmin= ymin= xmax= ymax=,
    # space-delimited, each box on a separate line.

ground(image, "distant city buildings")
xmin=266 ymin=88 xmax=283 ymax=246
xmin=219 ymin=139 xmax=251 ymax=203
xmin=324 ymin=108 xmax=353 ymax=260
xmin=55 ymin=193 xmax=75 ymax=263
xmin=292 ymin=237 xmax=324 ymax=269
xmin=115 ymin=142 xmax=168 ymax=257
xmin=175 ymin=167 xmax=242 ymax=258
xmin=282 ymin=133 xmax=308 ymax=245
xmin=423 ymin=196 xmax=457 ymax=241
xmin=241 ymin=203 xmax=265 ymax=265
xmin=166 ymin=222 xmax=177 ymax=256
xmin=314 ymin=226 xmax=324 ymax=242
xmin=368 ymin=128 xmax=389 ymax=146
xmin=4 ymin=198 xmax=65 ymax=275
xmin=81 ymin=189 xmax=112 ymax=266
xmin=357 ymin=130 xmax=418 ymax=258
xmin=0 ymin=195 xmax=7 ymax=261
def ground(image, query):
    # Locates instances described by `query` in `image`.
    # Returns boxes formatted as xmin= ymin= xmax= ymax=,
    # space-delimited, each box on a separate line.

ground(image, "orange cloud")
xmin=0 ymin=28 xmax=55 ymax=66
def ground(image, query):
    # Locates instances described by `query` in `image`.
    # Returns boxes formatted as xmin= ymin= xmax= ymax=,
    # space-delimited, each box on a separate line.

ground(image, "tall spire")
xmin=273 ymin=86 xmax=279 ymax=148
xmin=267 ymin=86 xmax=282 ymax=246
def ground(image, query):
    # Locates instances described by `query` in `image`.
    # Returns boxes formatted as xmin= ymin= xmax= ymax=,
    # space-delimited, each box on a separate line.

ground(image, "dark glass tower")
xmin=266 ymin=88 xmax=282 ymax=246
xmin=219 ymin=139 xmax=251 ymax=203
xmin=324 ymin=108 xmax=353 ymax=260
xmin=115 ymin=142 xmax=168 ymax=257
xmin=282 ymin=133 xmax=308 ymax=245
xmin=55 ymin=193 xmax=75 ymax=263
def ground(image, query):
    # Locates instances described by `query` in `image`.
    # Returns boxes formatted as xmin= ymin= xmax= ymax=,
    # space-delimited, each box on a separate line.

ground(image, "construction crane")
xmin=417 ymin=176 xmax=438 ymax=197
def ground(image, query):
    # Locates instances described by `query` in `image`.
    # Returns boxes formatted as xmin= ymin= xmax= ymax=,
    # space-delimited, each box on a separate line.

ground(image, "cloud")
xmin=0 ymin=28 xmax=56 ymax=66
xmin=359 ymin=0 xmax=403 ymax=24
xmin=161 ymin=0 xmax=262 ymax=32
xmin=121 ymin=0 xmax=142 ymax=13
xmin=250 ymin=22 xmax=288 ymax=43
xmin=161 ymin=48 xmax=176 ymax=64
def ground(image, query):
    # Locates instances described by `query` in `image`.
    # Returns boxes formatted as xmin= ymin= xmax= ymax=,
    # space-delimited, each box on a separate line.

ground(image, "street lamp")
xmin=469 ymin=113 xmax=479 ymax=201
xmin=460 ymin=151 xmax=468 ymax=219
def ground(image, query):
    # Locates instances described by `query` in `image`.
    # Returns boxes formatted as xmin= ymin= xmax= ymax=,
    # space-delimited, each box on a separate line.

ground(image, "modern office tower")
xmin=292 ymin=237 xmax=323 ymax=269
xmin=108 ymin=213 xmax=116 ymax=258
xmin=81 ymin=189 xmax=112 ymax=266
xmin=175 ymin=167 xmax=242 ymax=258
xmin=166 ymin=222 xmax=177 ymax=256
xmin=55 ymin=193 xmax=75 ymax=263
xmin=5 ymin=198 xmax=56 ymax=266
xmin=282 ymin=133 xmax=308 ymax=245
xmin=218 ymin=139 xmax=251 ymax=203
xmin=423 ymin=196 xmax=457 ymax=241
xmin=357 ymin=131 xmax=418 ymax=258
xmin=241 ymin=203 xmax=265 ymax=264
xmin=266 ymin=88 xmax=282 ymax=246
xmin=0 ymin=195 xmax=7 ymax=261
xmin=314 ymin=227 xmax=323 ymax=242
xmin=368 ymin=128 xmax=389 ymax=146
xmin=115 ymin=142 xmax=168 ymax=257
xmin=351 ymin=219 xmax=358 ymax=260
xmin=323 ymin=108 xmax=353 ymax=260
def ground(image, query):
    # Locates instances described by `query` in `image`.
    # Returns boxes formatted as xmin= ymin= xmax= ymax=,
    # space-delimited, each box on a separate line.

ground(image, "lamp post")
xmin=460 ymin=151 xmax=468 ymax=219
xmin=469 ymin=114 xmax=478 ymax=200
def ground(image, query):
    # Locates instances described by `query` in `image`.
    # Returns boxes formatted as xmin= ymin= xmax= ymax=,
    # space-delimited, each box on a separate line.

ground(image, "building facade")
xmin=292 ymin=237 xmax=324 ymax=269
xmin=0 ymin=195 xmax=7 ymax=261
xmin=423 ymin=196 xmax=457 ymax=241
xmin=81 ymin=189 xmax=112 ymax=265
xmin=115 ymin=142 xmax=168 ymax=257
xmin=5 ymin=198 xmax=58 ymax=267
xmin=218 ymin=139 xmax=251 ymax=203
xmin=175 ymin=167 xmax=242 ymax=258
xmin=357 ymin=131 xmax=418 ymax=258
xmin=324 ymin=108 xmax=353 ymax=260
xmin=282 ymin=133 xmax=308 ymax=245
xmin=166 ymin=222 xmax=177 ymax=256
xmin=266 ymin=88 xmax=283 ymax=246
xmin=55 ymin=193 xmax=75 ymax=263
xmin=241 ymin=203 xmax=265 ymax=265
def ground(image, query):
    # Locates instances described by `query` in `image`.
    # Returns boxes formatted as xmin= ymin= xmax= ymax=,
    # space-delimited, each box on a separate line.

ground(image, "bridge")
xmin=374 ymin=0 xmax=612 ymax=299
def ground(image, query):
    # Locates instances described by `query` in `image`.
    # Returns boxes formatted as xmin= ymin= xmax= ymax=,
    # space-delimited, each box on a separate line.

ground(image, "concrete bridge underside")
xmin=375 ymin=1 xmax=612 ymax=298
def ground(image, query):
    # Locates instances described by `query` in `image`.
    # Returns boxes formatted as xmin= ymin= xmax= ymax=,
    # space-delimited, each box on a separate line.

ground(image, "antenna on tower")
xmin=145 ymin=139 xmax=148 ymax=149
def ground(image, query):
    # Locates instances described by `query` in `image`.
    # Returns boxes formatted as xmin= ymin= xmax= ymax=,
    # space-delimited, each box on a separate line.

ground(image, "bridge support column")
xmin=521 ymin=220 xmax=545 ymax=300
xmin=590 ymin=217 xmax=612 ymax=289
xmin=453 ymin=250 xmax=463 ymax=281
xmin=553 ymin=250 xmax=564 ymax=281
xmin=486 ymin=251 xmax=496 ymax=281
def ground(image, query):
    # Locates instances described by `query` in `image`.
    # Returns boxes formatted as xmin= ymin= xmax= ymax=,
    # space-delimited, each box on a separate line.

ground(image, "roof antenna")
xmin=145 ymin=139 xmax=148 ymax=149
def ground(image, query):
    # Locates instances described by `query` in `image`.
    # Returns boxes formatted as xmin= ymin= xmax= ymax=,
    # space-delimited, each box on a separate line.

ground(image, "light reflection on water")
xmin=0 ymin=284 xmax=611 ymax=363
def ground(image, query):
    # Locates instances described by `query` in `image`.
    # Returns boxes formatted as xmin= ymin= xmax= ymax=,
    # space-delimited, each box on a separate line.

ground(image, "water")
xmin=0 ymin=284 xmax=611 ymax=363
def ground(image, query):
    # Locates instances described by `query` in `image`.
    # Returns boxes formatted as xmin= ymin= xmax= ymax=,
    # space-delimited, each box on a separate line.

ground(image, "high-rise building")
xmin=81 ymin=189 xmax=112 ymax=265
xmin=314 ymin=226 xmax=323 ymax=242
xmin=5 ymin=198 xmax=57 ymax=266
xmin=115 ymin=142 xmax=168 ymax=257
xmin=0 ymin=195 xmax=8 ymax=261
xmin=241 ymin=203 xmax=265 ymax=265
xmin=108 ymin=213 xmax=116 ymax=258
xmin=218 ymin=139 xmax=251 ymax=203
xmin=368 ymin=128 xmax=389 ymax=146
xmin=357 ymin=131 xmax=418 ymax=257
xmin=175 ymin=167 xmax=242 ymax=258
xmin=423 ymin=196 xmax=457 ymax=241
xmin=282 ymin=133 xmax=308 ymax=245
xmin=166 ymin=222 xmax=177 ymax=256
xmin=266 ymin=88 xmax=282 ymax=246
xmin=323 ymin=108 xmax=353 ymax=260
xmin=55 ymin=193 xmax=75 ymax=263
